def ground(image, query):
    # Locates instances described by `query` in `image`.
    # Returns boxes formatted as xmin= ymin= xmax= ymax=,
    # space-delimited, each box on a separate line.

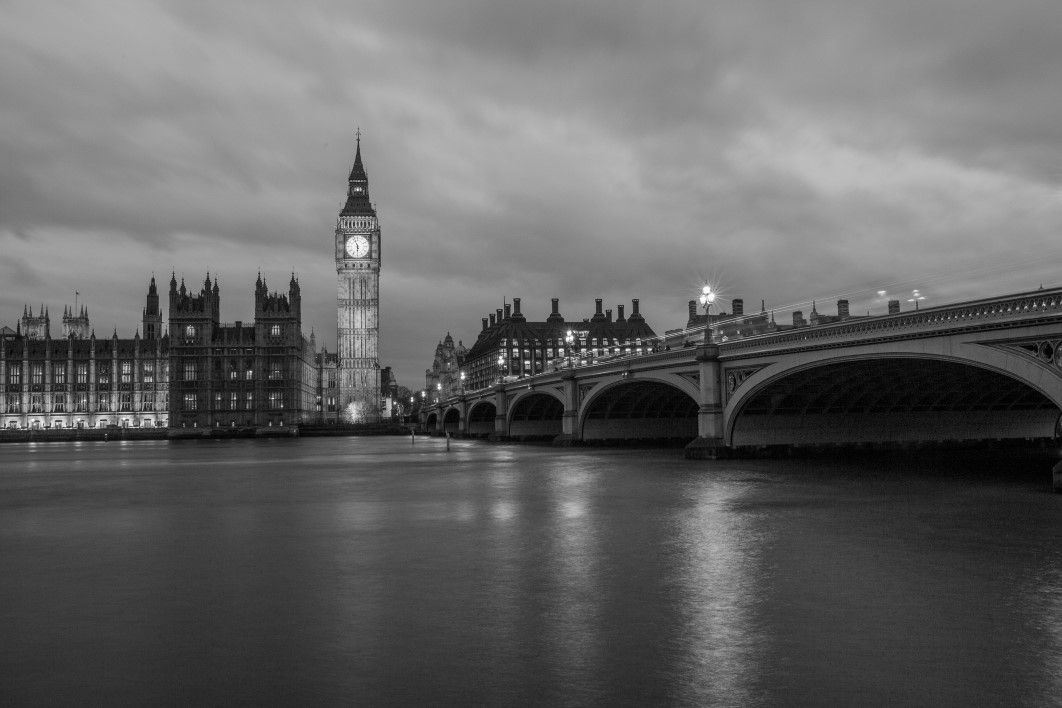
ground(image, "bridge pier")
xmin=685 ymin=343 xmax=731 ymax=459
xmin=488 ymin=383 xmax=509 ymax=441
xmin=553 ymin=371 xmax=581 ymax=446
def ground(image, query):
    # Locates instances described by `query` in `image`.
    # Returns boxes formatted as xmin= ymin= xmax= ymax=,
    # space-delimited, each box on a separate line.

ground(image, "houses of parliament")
xmin=0 ymin=137 xmax=389 ymax=431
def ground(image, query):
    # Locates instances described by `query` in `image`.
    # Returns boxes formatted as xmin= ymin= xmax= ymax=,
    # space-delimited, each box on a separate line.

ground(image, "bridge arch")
xmin=725 ymin=351 xmax=1062 ymax=447
xmin=424 ymin=412 xmax=438 ymax=432
xmin=507 ymin=390 xmax=564 ymax=440
xmin=442 ymin=407 xmax=462 ymax=436
xmin=467 ymin=400 xmax=496 ymax=437
xmin=579 ymin=378 xmax=698 ymax=442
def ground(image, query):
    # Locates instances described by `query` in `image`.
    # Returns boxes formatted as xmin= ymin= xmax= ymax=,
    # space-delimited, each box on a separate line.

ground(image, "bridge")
xmin=420 ymin=286 xmax=1062 ymax=458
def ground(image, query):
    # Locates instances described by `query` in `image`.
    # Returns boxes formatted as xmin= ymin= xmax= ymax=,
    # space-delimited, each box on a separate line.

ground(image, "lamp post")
xmin=699 ymin=283 xmax=717 ymax=343
xmin=497 ymin=353 xmax=505 ymax=383
xmin=565 ymin=329 xmax=575 ymax=368
xmin=459 ymin=371 xmax=466 ymax=393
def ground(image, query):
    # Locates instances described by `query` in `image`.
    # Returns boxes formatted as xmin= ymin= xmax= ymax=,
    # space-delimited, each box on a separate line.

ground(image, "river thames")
xmin=0 ymin=437 xmax=1059 ymax=705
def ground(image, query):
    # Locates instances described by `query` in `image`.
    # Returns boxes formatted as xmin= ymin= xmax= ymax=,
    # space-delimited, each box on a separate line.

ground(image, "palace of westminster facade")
xmin=0 ymin=137 xmax=385 ymax=430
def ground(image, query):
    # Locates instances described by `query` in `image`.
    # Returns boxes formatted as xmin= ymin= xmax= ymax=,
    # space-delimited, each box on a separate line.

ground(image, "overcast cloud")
xmin=2 ymin=0 xmax=1062 ymax=387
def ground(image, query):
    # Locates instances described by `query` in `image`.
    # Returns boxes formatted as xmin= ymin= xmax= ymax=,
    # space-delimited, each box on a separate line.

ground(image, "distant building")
xmin=463 ymin=297 xmax=656 ymax=391
xmin=424 ymin=333 xmax=468 ymax=400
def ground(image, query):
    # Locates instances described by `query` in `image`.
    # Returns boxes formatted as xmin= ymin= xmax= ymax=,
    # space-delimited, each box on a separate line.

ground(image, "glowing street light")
xmin=497 ymin=353 xmax=506 ymax=383
xmin=699 ymin=283 xmax=717 ymax=343
xmin=459 ymin=371 xmax=466 ymax=392
xmin=565 ymin=329 xmax=575 ymax=367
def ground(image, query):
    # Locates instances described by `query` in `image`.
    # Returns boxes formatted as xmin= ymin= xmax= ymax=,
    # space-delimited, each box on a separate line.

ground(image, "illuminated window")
xmin=97 ymin=364 xmax=110 ymax=385
xmin=183 ymin=393 xmax=197 ymax=411
xmin=183 ymin=362 xmax=197 ymax=382
xmin=270 ymin=324 xmax=281 ymax=337
xmin=230 ymin=392 xmax=238 ymax=410
xmin=75 ymin=393 xmax=87 ymax=412
xmin=268 ymin=391 xmax=284 ymax=409
xmin=8 ymin=368 xmax=21 ymax=385
xmin=185 ymin=325 xmax=196 ymax=338
xmin=53 ymin=394 xmax=66 ymax=412
xmin=76 ymin=364 xmax=88 ymax=384
xmin=31 ymin=364 xmax=43 ymax=385
xmin=120 ymin=361 xmax=132 ymax=384
xmin=245 ymin=392 xmax=254 ymax=409
xmin=97 ymin=394 xmax=110 ymax=412
xmin=54 ymin=368 xmax=66 ymax=385
xmin=142 ymin=362 xmax=154 ymax=384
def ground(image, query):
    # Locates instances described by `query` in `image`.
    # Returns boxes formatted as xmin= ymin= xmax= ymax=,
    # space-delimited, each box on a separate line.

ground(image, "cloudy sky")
xmin=3 ymin=0 xmax=1062 ymax=388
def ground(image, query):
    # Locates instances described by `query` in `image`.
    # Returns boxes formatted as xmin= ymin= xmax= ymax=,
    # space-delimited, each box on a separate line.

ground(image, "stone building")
xmin=463 ymin=297 xmax=657 ymax=391
xmin=1 ymin=279 xmax=170 ymax=430
xmin=167 ymin=272 xmax=318 ymax=429
xmin=425 ymin=333 xmax=468 ymax=400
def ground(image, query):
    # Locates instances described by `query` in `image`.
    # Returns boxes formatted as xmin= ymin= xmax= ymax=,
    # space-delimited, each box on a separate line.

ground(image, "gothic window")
xmin=5 ymin=395 xmax=19 ymax=413
xmin=8 ymin=368 xmax=21 ymax=385
xmin=327 ymin=396 xmax=337 ymax=412
xmin=97 ymin=364 xmax=110 ymax=385
xmin=97 ymin=394 xmax=110 ymax=412
xmin=30 ymin=395 xmax=43 ymax=413
xmin=120 ymin=361 xmax=133 ymax=384
xmin=268 ymin=361 xmax=283 ymax=380
xmin=184 ymin=362 xmax=197 ymax=382
xmin=327 ymin=375 xmax=336 ymax=389
xmin=142 ymin=362 xmax=154 ymax=384
xmin=53 ymin=394 xmax=66 ymax=413
xmin=119 ymin=393 xmax=132 ymax=412
xmin=245 ymin=392 xmax=254 ymax=409
xmin=230 ymin=392 xmax=238 ymax=411
xmin=214 ymin=393 xmax=223 ymax=410
xmin=54 ymin=368 xmax=66 ymax=385
xmin=141 ymin=394 xmax=154 ymax=412
xmin=183 ymin=393 xmax=196 ymax=411
xmin=268 ymin=391 xmax=284 ymax=409
xmin=75 ymin=393 xmax=87 ymax=412
xmin=76 ymin=363 xmax=88 ymax=384
xmin=31 ymin=365 xmax=43 ymax=385
xmin=185 ymin=325 xmax=196 ymax=338
xmin=270 ymin=324 xmax=281 ymax=337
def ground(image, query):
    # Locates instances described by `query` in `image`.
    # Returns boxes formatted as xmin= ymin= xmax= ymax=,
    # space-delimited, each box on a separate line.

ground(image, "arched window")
xmin=185 ymin=324 xmax=196 ymax=338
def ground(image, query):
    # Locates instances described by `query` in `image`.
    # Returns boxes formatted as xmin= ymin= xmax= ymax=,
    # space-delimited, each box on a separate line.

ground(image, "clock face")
xmin=345 ymin=235 xmax=369 ymax=258
xmin=350 ymin=184 xmax=364 ymax=196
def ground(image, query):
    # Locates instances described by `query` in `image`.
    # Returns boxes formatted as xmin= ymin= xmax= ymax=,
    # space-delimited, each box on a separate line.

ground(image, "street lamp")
xmin=699 ymin=283 xmax=717 ymax=343
xmin=459 ymin=371 xmax=466 ymax=392
xmin=497 ymin=353 xmax=505 ymax=383
xmin=565 ymin=329 xmax=575 ymax=367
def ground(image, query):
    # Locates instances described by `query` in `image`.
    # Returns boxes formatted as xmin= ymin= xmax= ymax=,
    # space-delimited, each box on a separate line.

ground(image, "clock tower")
xmin=335 ymin=134 xmax=381 ymax=422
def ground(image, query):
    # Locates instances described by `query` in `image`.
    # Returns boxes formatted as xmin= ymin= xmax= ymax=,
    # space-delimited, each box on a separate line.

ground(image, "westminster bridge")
xmin=420 ymin=286 xmax=1062 ymax=458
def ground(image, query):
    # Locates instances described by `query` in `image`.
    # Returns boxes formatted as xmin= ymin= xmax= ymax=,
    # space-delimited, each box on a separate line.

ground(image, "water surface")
xmin=0 ymin=438 xmax=1059 ymax=705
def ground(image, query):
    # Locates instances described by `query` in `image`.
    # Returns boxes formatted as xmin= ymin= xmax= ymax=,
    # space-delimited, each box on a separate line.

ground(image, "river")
xmin=0 ymin=437 xmax=1059 ymax=705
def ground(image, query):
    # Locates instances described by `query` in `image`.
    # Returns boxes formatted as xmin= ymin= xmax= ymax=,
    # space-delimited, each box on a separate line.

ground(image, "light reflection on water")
xmin=0 ymin=437 xmax=1059 ymax=705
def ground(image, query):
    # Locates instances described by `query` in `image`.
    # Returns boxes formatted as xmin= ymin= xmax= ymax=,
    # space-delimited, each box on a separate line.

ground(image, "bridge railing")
xmin=719 ymin=286 xmax=1062 ymax=354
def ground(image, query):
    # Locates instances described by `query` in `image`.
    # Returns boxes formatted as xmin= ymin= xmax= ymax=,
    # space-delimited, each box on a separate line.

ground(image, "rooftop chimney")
xmin=551 ymin=298 xmax=560 ymax=316
xmin=688 ymin=300 xmax=697 ymax=322
xmin=793 ymin=310 xmax=805 ymax=326
xmin=733 ymin=298 xmax=744 ymax=316
xmin=888 ymin=299 xmax=900 ymax=315
xmin=489 ymin=313 xmax=496 ymax=326
xmin=617 ymin=304 xmax=625 ymax=321
xmin=496 ymin=308 xmax=503 ymax=323
xmin=513 ymin=298 xmax=521 ymax=316
xmin=547 ymin=297 xmax=564 ymax=323
xmin=606 ymin=308 xmax=612 ymax=322
xmin=632 ymin=299 xmax=640 ymax=316
xmin=482 ymin=317 xmax=489 ymax=331
xmin=837 ymin=299 xmax=850 ymax=319
xmin=503 ymin=303 xmax=511 ymax=319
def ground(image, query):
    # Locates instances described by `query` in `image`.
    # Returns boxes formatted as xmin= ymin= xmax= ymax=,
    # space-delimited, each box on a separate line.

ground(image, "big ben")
xmin=335 ymin=133 xmax=381 ymax=422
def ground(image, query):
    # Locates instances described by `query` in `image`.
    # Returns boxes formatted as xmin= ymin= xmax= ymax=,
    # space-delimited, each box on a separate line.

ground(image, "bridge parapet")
xmin=720 ymin=287 xmax=1062 ymax=356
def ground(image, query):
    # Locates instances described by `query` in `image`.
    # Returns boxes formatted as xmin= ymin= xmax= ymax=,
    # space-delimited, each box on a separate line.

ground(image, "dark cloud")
xmin=2 ymin=0 xmax=1062 ymax=386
